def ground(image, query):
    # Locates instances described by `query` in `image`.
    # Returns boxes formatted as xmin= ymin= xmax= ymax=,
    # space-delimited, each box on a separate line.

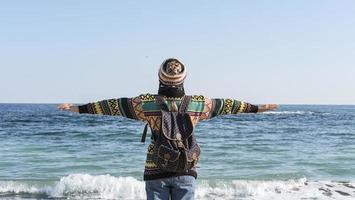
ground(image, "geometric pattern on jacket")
xmin=78 ymin=94 xmax=258 ymax=180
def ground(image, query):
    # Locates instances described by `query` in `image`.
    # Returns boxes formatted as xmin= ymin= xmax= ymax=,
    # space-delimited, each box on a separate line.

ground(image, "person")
xmin=58 ymin=58 xmax=278 ymax=200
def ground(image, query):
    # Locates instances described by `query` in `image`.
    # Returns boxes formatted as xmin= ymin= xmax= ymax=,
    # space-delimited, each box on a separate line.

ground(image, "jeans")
xmin=145 ymin=175 xmax=196 ymax=200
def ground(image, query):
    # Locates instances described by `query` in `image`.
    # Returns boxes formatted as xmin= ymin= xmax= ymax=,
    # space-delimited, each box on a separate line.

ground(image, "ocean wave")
xmin=261 ymin=111 xmax=341 ymax=117
xmin=262 ymin=111 xmax=314 ymax=115
xmin=0 ymin=174 xmax=354 ymax=200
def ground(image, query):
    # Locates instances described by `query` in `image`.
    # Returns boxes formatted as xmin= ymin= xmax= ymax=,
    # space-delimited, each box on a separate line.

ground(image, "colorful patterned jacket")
xmin=78 ymin=94 xmax=258 ymax=180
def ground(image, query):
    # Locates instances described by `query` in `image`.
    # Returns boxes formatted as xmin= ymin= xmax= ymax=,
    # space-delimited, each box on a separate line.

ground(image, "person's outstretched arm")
xmin=57 ymin=97 xmax=146 ymax=121
xmin=199 ymin=97 xmax=278 ymax=120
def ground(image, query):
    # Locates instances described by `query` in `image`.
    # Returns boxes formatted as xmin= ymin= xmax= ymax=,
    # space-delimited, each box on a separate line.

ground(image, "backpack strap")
xmin=156 ymin=95 xmax=169 ymax=111
xmin=141 ymin=123 xmax=149 ymax=143
xmin=141 ymin=95 xmax=166 ymax=143
xmin=179 ymin=95 xmax=191 ymax=113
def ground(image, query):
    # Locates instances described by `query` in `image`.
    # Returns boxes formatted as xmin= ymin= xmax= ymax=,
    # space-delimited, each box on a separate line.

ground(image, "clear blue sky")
xmin=1 ymin=0 xmax=354 ymax=104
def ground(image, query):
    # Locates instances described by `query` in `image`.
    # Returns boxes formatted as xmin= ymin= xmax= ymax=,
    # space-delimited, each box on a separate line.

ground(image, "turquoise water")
xmin=0 ymin=104 xmax=355 ymax=199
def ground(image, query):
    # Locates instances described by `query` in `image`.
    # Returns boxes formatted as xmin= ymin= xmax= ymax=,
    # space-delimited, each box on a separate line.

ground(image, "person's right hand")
xmin=258 ymin=104 xmax=278 ymax=112
xmin=57 ymin=103 xmax=79 ymax=112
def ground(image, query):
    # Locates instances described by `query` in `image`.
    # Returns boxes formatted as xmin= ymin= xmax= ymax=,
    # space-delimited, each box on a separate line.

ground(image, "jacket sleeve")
xmin=199 ymin=97 xmax=258 ymax=120
xmin=77 ymin=96 xmax=146 ymax=122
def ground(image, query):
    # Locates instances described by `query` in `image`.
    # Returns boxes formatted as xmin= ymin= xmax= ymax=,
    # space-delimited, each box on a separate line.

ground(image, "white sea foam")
xmin=0 ymin=174 xmax=354 ymax=200
xmin=197 ymin=178 xmax=355 ymax=200
xmin=51 ymin=174 xmax=145 ymax=199
xmin=262 ymin=111 xmax=314 ymax=115
xmin=0 ymin=181 xmax=43 ymax=193
xmin=0 ymin=174 xmax=145 ymax=200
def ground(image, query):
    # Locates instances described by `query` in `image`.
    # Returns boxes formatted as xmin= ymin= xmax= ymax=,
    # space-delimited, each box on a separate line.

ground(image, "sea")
xmin=0 ymin=104 xmax=354 ymax=200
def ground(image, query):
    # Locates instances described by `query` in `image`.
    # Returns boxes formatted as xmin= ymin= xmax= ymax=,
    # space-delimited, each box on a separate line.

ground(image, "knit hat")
xmin=158 ymin=58 xmax=187 ymax=86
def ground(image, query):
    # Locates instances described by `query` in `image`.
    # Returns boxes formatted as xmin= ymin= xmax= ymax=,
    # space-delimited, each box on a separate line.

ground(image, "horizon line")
xmin=0 ymin=102 xmax=355 ymax=106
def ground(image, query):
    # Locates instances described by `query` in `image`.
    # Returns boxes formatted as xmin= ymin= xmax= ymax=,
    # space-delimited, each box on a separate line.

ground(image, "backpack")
xmin=141 ymin=95 xmax=201 ymax=173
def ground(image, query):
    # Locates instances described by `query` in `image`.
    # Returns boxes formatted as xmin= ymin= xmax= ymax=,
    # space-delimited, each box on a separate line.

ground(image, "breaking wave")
xmin=1 ymin=174 xmax=354 ymax=200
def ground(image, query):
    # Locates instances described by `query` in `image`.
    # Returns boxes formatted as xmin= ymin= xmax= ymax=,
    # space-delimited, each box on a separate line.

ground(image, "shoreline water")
xmin=1 ymin=174 xmax=355 ymax=200
xmin=1 ymin=104 xmax=354 ymax=199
